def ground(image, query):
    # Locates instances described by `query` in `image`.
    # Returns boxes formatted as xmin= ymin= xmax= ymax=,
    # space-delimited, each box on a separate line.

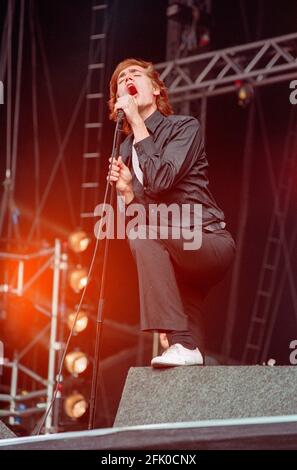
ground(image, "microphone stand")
xmin=88 ymin=112 xmax=124 ymax=430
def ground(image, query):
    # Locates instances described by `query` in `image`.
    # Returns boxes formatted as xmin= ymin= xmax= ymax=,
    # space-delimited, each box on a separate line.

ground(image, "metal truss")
xmin=158 ymin=30 xmax=297 ymax=363
xmin=0 ymin=240 xmax=63 ymax=433
xmin=155 ymin=32 xmax=297 ymax=102
xmin=80 ymin=1 xmax=109 ymax=227
xmin=241 ymin=104 xmax=297 ymax=365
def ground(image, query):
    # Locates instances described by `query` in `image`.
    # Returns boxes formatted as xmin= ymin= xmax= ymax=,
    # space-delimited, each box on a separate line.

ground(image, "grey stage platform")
xmin=1 ymin=365 xmax=297 ymax=450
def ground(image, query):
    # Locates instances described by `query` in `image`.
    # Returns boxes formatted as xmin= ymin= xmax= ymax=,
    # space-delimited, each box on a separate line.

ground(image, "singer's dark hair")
xmin=109 ymin=58 xmax=173 ymax=135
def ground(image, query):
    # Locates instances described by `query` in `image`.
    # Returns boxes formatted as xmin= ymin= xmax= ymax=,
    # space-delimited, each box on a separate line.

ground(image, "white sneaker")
xmin=151 ymin=343 xmax=204 ymax=368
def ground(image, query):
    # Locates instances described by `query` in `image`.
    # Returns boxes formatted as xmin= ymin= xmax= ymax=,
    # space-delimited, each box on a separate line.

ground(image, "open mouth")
xmin=127 ymin=84 xmax=138 ymax=96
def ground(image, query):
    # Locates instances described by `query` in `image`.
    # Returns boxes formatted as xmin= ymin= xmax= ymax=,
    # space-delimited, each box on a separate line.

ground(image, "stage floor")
xmin=0 ymin=415 xmax=297 ymax=450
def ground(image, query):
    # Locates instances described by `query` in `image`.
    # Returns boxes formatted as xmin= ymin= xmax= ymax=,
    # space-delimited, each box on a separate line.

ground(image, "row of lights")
xmin=63 ymin=229 xmax=91 ymax=420
xmin=63 ymin=350 xmax=89 ymax=419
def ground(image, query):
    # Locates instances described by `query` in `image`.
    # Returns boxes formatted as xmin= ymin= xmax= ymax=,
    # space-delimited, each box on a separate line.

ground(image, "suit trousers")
xmin=128 ymin=225 xmax=235 ymax=353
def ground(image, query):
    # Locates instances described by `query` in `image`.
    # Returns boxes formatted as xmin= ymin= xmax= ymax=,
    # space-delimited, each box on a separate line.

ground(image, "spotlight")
xmin=68 ymin=266 xmax=88 ymax=293
xmin=198 ymin=28 xmax=210 ymax=48
xmin=65 ymin=351 xmax=88 ymax=376
xmin=67 ymin=310 xmax=88 ymax=334
xmin=64 ymin=392 xmax=88 ymax=419
xmin=236 ymin=81 xmax=254 ymax=107
xmin=68 ymin=230 xmax=90 ymax=253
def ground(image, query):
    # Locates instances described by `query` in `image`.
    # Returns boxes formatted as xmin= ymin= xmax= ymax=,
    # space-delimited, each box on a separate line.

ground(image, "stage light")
xmin=68 ymin=266 xmax=88 ymax=293
xmin=64 ymin=392 xmax=88 ymax=419
xmin=67 ymin=310 xmax=88 ymax=334
xmin=199 ymin=29 xmax=210 ymax=47
xmin=68 ymin=230 xmax=90 ymax=253
xmin=65 ymin=351 xmax=88 ymax=376
xmin=236 ymin=82 xmax=254 ymax=107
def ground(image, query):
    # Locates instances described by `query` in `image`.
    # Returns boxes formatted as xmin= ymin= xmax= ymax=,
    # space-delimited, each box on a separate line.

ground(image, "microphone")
xmin=117 ymin=109 xmax=125 ymax=120
xmin=117 ymin=84 xmax=138 ymax=121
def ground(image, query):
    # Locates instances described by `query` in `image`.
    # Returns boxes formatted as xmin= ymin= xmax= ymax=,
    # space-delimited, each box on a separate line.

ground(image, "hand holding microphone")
xmin=115 ymin=84 xmax=139 ymax=125
xmin=107 ymin=155 xmax=133 ymax=202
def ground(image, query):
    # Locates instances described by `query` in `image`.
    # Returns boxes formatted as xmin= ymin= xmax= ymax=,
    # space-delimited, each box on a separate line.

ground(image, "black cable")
xmin=32 ymin=116 xmax=123 ymax=435
xmin=88 ymin=113 xmax=124 ymax=430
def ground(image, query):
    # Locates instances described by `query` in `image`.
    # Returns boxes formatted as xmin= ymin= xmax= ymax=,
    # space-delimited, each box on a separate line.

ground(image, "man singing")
xmin=107 ymin=58 xmax=235 ymax=367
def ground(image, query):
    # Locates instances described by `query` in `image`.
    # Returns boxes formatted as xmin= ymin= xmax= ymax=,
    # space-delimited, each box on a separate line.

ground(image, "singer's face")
xmin=116 ymin=65 xmax=159 ymax=110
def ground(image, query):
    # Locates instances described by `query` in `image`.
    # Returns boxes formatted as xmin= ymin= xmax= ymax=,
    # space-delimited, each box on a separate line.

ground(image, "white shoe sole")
xmin=151 ymin=360 xmax=203 ymax=368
